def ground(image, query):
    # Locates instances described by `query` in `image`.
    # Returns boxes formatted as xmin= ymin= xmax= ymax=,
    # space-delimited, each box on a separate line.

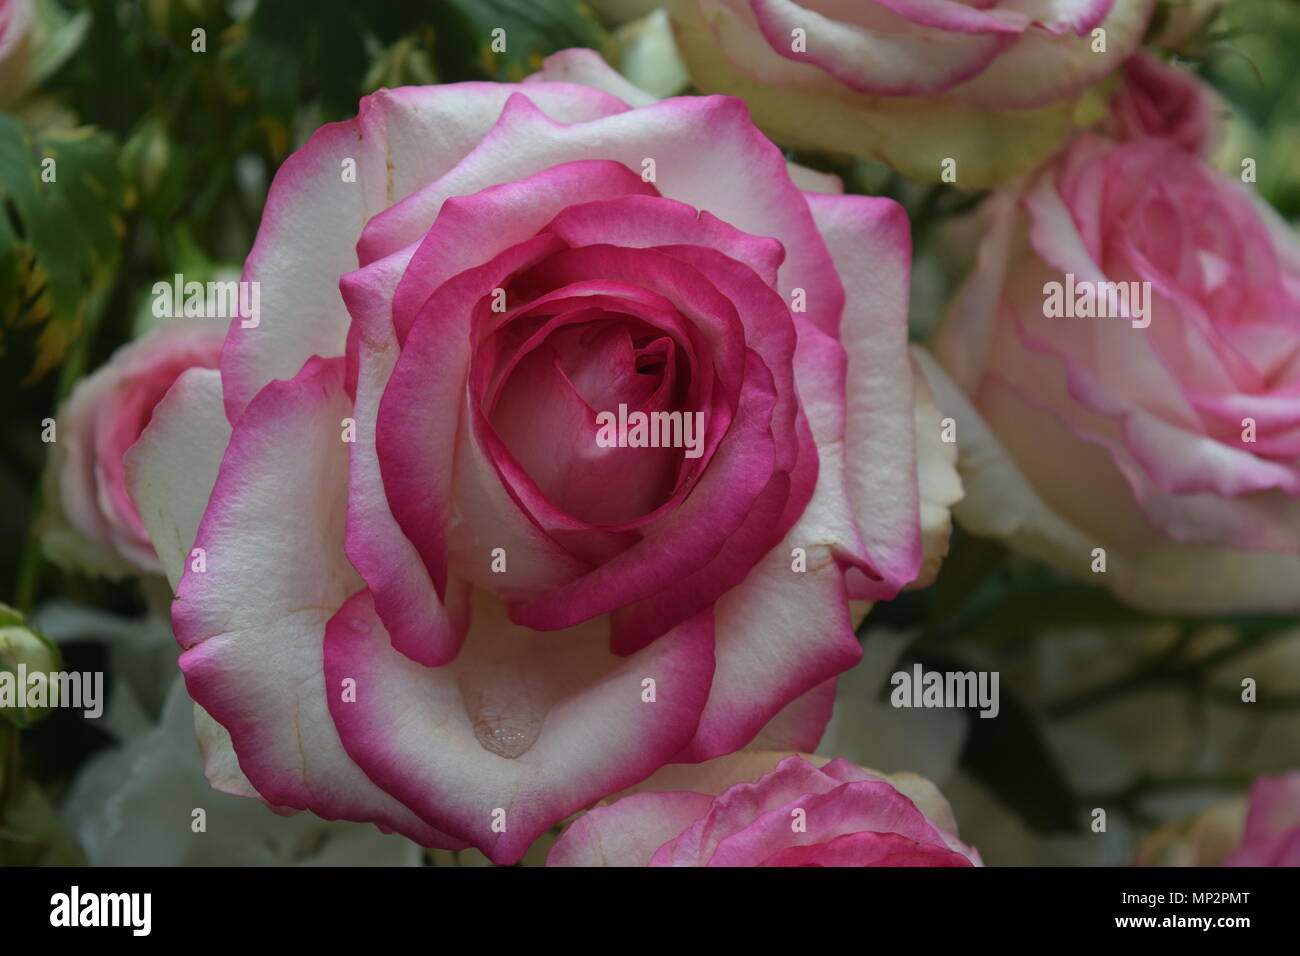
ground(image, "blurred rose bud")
xmin=1108 ymin=51 xmax=1224 ymax=154
xmin=0 ymin=603 xmax=61 ymax=728
xmin=44 ymin=323 xmax=223 ymax=577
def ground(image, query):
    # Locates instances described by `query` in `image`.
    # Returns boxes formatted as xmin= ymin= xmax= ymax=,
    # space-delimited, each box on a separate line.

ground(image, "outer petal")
xmin=545 ymin=791 xmax=713 ymax=866
xmin=123 ymin=367 xmax=232 ymax=591
xmin=949 ymin=0 xmax=1155 ymax=110
xmin=324 ymin=588 xmax=715 ymax=864
xmin=172 ymin=357 xmax=464 ymax=849
xmin=749 ymin=0 xmax=1013 ymax=97
xmin=675 ymin=537 xmax=862 ymax=761
xmin=526 ymin=47 xmax=659 ymax=108
xmin=807 ymin=192 xmax=924 ymax=598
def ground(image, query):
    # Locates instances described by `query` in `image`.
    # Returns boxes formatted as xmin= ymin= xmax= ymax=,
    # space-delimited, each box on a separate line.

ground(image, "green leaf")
xmin=0 ymin=115 xmax=126 ymax=385
xmin=228 ymin=0 xmax=376 ymax=122
xmin=0 ymin=778 xmax=86 ymax=866
xmin=441 ymin=0 xmax=609 ymax=81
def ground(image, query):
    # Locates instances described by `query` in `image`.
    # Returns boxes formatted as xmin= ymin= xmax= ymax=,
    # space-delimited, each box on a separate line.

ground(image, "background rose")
xmin=1223 ymin=773 xmax=1300 ymax=865
xmin=922 ymin=132 xmax=1300 ymax=613
xmin=1107 ymin=51 xmax=1224 ymax=154
xmin=45 ymin=324 xmax=222 ymax=577
xmin=547 ymin=751 xmax=981 ymax=866
xmin=666 ymin=0 xmax=1155 ymax=187
xmin=1135 ymin=773 xmax=1300 ymax=866
xmin=126 ymin=53 xmax=953 ymax=864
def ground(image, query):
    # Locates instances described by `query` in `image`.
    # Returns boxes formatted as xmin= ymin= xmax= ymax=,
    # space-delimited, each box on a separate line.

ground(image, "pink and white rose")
xmin=666 ymin=0 xmax=1155 ymax=186
xmin=923 ymin=132 xmax=1300 ymax=613
xmin=1136 ymin=773 xmax=1300 ymax=866
xmin=50 ymin=323 xmax=222 ymax=575
xmin=1224 ymin=773 xmax=1300 ymax=866
xmin=548 ymin=752 xmax=981 ymax=866
xmin=126 ymin=54 xmax=955 ymax=863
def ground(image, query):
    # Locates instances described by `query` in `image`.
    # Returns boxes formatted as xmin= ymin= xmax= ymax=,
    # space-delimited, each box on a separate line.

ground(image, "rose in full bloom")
xmin=1136 ymin=774 xmax=1300 ymax=866
xmin=547 ymin=752 xmax=981 ymax=866
xmin=0 ymin=0 xmax=33 ymax=107
xmin=922 ymin=132 xmax=1300 ymax=613
xmin=47 ymin=324 xmax=222 ymax=576
xmin=665 ymin=0 xmax=1155 ymax=187
xmin=127 ymin=53 xmax=957 ymax=863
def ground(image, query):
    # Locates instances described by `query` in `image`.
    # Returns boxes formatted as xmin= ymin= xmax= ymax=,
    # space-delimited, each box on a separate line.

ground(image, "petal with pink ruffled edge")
xmin=917 ymin=348 xmax=1300 ymax=614
xmin=749 ymin=0 xmax=1013 ymax=96
xmin=220 ymin=82 xmax=632 ymax=422
xmin=547 ymin=791 xmax=715 ymax=866
xmin=343 ymin=161 xmax=656 ymax=666
xmin=758 ymin=830 xmax=974 ymax=865
xmin=548 ymin=752 xmax=978 ymax=866
xmin=949 ymin=0 xmax=1154 ymax=110
xmin=806 ymin=192 xmax=923 ymax=598
xmin=171 ymin=357 xmax=464 ymax=849
xmin=324 ymin=588 xmax=715 ymax=864
xmin=358 ymin=92 xmax=845 ymax=338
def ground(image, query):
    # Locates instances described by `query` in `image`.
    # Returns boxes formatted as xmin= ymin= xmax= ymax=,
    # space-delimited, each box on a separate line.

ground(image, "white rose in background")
xmin=62 ymin=676 xmax=425 ymax=866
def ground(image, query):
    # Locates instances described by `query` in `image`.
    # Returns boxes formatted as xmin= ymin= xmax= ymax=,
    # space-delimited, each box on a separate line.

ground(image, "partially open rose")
xmin=666 ymin=0 xmax=1155 ymax=186
xmin=49 ymin=323 xmax=223 ymax=576
xmin=923 ymin=133 xmax=1300 ymax=613
xmin=1107 ymin=52 xmax=1222 ymax=155
xmin=548 ymin=752 xmax=981 ymax=866
xmin=127 ymin=54 xmax=955 ymax=863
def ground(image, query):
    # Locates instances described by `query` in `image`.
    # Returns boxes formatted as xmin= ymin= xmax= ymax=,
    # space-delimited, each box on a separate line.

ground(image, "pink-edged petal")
xmin=650 ymin=753 xmax=842 ymax=864
xmin=746 ymin=677 xmax=837 ymax=753
xmin=674 ymin=543 xmax=862 ymax=761
xmin=124 ymin=366 xmax=232 ymax=590
xmin=758 ymin=829 xmax=975 ymax=866
xmin=749 ymin=0 xmax=1013 ymax=96
xmin=359 ymin=92 xmax=846 ymax=337
xmin=526 ymin=47 xmax=659 ymax=108
xmin=324 ymin=588 xmax=715 ymax=864
xmin=950 ymin=0 xmax=1155 ymax=109
xmin=379 ymin=234 xmax=591 ymax=606
xmin=702 ymin=779 xmax=957 ymax=866
xmin=340 ymin=250 xmax=469 ymax=667
xmin=547 ymin=791 xmax=714 ymax=866
xmin=807 ymin=192 xmax=923 ymax=598
xmin=390 ymin=160 xmax=658 ymax=342
xmin=172 ymin=356 xmax=464 ymax=848
xmin=542 ymin=193 xmax=786 ymax=288
xmin=221 ymin=82 xmax=632 ymax=421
